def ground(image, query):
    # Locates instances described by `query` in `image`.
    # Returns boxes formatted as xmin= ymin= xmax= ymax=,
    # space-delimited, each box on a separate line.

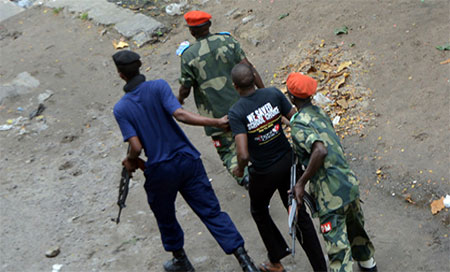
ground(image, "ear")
xmin=119 ymin=72 xmax=127 ymax=81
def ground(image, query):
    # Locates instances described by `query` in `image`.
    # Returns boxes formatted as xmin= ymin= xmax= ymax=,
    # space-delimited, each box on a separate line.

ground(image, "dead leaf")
xmin=334 ymin=76 xmax=346 ymax=89
xmin=431 ymin=197 xmax=445 ymax=214
xmin=440 ymin=58 xmax=450 ymax=65
xmin=337 ymin=98 xmax=348 ymax=109
xmin=337 ymin=61 xmax=352 ymax=72
xmin=405 ymin=194 xmax=415 ymax=204
xmin=113 ymin=40 xmax=129 ymax=49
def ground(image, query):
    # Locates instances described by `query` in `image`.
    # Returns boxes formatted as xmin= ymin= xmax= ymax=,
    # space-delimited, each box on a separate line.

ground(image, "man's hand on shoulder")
xmin=215 ymin=115 xmax=229 ymax=130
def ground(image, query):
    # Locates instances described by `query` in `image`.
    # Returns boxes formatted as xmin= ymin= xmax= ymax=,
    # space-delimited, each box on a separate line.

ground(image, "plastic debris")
xmin=334 ymin=26 xmax=348 ymax=35
xmin=17 ymin=107 xmax=24 ymax=112
xmin=165 ymin=1 xmax=187 ymax=16
xmin=436 ymin=43 xmax=450 ymax=51
xmin=29 ymin=103 xmax=46 ymax=119
xmin=313 ymin=92 xmax=332 ymax=106
xmin=332 ymin=116 xmax=341 ymax=126
xmin=38 ymin=90 xmax=54 ymax=103
xmin=440 ymin=58 xmax=450 ymax=65
xmin=52 ymin=264 xmax=63 ymax=272
xmin=444 ymin=195 xmax=450 ymax=208
xmin=278 ymin=13 xmax=289 ymax=20
xmin=0 ymin=124 xmax=13 ymax=131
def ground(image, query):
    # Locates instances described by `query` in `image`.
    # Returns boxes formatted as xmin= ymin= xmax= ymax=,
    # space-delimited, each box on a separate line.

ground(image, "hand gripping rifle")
xmin=288 ymin=153 xmax=318 ymax=256
xmin=115 ymin=145 xmax=145 ymax=224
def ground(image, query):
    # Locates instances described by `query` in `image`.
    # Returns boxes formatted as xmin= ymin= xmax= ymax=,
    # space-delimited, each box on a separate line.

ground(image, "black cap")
xmin=112 ymin=50 xmax=141 ymax=66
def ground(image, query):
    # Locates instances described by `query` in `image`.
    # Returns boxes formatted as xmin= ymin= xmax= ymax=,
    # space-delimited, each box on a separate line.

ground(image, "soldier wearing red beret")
xmin=177 ymin=10 xmax=265 ymax=190
xmin=287 ymin=73 xmax=377 ymax=272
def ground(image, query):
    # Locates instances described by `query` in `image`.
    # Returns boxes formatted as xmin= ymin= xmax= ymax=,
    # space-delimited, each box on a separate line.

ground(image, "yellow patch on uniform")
xmin=198 ymin=103 xmax=214 ymax=118
xmin=216 ymin=46 xmax=229 ymax=63
xmin=200 ymin=76 xmax=227 ymax=91
xmin=319 ymin=132 xmax=333 ymax=146
xmin=299 ymin=113 xmax=311 ymax=124
xmin=198 ymin=39 xmax=211 ymax=56
xmin=323 ymin=183 xmax=343 ymax=209
xmin=196 ymin=60 xmax=207 ymax=80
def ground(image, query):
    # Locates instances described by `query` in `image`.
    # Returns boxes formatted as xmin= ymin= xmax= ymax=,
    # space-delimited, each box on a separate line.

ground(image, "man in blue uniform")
xmin=112 ymin=50 xmax=258 ymax=272
xmin=228 ymin=64 xmax=327 ymax=272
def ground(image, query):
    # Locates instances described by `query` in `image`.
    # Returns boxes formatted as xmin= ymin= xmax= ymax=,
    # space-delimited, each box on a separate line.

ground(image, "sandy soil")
xmin=0 ymin=1 xmax=449 ymax=271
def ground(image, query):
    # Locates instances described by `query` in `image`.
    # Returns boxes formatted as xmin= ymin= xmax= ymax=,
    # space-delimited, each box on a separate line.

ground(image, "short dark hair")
xmin=231 ymin=63 xmax=255 ymax=89
xmin=116 ymin=60 xmax=141 ymax=79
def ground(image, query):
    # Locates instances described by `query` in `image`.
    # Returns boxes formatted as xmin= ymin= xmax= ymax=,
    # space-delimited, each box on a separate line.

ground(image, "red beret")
xmin=184 ymin=10 xmax=212 ymax=27
xmin=286 ymin=73 xmax=317 ymax=99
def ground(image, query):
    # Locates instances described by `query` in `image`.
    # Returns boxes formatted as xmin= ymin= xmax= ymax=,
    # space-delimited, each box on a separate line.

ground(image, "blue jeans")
xmin=144 ymin=153 xmax=244 ymax=254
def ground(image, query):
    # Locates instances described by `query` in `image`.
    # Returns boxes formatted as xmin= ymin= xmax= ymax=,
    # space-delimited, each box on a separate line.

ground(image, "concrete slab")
xmin=43 ymin=0 xmax=165 ymax=46
xmin=0 ymin=0 xmax=25 ymax=22
xmin=115 ymin=13 xmax=164 ymax=38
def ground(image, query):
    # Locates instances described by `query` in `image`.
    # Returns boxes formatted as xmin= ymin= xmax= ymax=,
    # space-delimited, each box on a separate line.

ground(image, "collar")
xmin=196 ymin=33 xmax=212 ymax=41
xmin=290 ymin=100 xmax=313 ymax=123
xmin=124 ymin=74 xmax=146 ymax=93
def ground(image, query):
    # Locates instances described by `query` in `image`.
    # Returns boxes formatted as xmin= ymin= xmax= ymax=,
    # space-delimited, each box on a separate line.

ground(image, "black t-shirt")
xmin=229 ymin=87 xmax=293 ymax=169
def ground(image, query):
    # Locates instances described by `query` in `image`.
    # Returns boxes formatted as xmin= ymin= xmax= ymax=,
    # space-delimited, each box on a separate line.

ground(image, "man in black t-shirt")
xmin=228 ymin=64 xmax=327 ymax=272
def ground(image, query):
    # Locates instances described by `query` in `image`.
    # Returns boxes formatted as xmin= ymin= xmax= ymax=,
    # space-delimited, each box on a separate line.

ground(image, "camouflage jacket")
xmin=179 ymin=33 xmax=246 ymax=136
xmin=290 ymin=101 xmax=360 ymax=217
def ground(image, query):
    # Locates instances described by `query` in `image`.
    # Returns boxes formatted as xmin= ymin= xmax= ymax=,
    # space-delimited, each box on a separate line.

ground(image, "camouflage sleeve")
xmin=292 ymin=123 xmax=322 ymax=154
xmin=232 ymin=38 xmax=246 ymax=63
xmin=179 ymin=55 xmax=194 ymax=88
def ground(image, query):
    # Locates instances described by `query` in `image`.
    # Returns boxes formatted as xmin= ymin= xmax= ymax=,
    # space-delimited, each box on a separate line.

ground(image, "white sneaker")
xmin=358 ymin=258 xmax=377 ymax=271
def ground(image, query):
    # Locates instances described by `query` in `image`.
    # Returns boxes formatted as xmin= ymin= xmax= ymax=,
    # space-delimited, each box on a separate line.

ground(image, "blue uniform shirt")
xmin=113 ymin=77 xmax=200 ymax=168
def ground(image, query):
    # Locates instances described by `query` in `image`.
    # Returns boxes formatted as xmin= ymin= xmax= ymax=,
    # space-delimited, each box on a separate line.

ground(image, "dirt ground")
xmin=0 ymin=0 xmax=449 ymax=271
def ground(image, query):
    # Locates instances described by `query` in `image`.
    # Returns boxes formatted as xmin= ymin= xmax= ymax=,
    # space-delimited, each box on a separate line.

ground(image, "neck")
xmin=294 ymin=98 xmax=311 ymax=111
xmin=239 ymin=86 xmax=256 ymax=97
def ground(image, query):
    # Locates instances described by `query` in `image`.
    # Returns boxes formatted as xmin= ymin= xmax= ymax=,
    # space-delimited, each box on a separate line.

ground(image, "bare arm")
xmin=294 ymin=141 xmax=328 ymax=204
xmin=178 ymin=85 xmax=191 ymax=105
xmin=173 ymin=108 xmax=229 ymax=130
xmin=232 ymin=133 xmax=250 ymax=177
xmin=240 ymin=58 xmax=265 ymax=89
xmin=123 ymin=136 xmax=144 ymax=173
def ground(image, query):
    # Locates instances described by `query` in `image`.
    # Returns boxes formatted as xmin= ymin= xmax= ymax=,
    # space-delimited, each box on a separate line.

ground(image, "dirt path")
xmin=0 ymin=1 xmax=448 ymax=271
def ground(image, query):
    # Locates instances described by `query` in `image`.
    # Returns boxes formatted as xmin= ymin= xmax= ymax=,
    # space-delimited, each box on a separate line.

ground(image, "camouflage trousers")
xmin=319 ymin=199 xmax=375 ymax=272
xmin=211 ymin=131 xmax=248 ymax=185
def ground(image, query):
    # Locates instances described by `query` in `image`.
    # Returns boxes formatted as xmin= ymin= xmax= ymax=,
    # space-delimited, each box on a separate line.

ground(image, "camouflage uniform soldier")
xmin=178 ymin=10 xmax=265 ymax=187
xmin=286 ymin=73 xmax=377 ymax=272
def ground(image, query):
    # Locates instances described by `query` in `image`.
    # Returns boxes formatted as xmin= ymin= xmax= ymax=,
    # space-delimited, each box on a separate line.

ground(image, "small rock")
xmin=225 ymin=8 xmax=238 ymax=17
xmin=45 ymin=246 xmax=60 ymax=258
xmin=242 ymin=15 xmax=255 ymax=25
xmin=38 ymin=90 xmax=54 ymax=103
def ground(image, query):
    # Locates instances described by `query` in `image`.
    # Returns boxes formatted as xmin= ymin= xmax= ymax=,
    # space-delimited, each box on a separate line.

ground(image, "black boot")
xmin=163 ymin=249 xmax=195 ymax=272
xmin=233 ymin=246 xmax=259 ymax=272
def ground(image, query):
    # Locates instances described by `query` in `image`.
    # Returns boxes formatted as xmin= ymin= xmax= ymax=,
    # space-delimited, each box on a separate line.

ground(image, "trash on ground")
xmin=38 ymin=90 xmax=54 ymax=103
xmin=52 ymin=264 xmax=63 ymax=272
xmin=45 ymin=246 xmax=61 ymax=258
xmin=436 ymin=43 xmax=450 ymax=51
xmin=444 ymin=195 xmax=450 ymax=208
xmin=430 ymin=197 xmax=445 ymax=215
xmin=113 ymin=40 xmax=129 ymax=49
xmin=165 ymin=1 xmax=187 ymax=16
xmin=0 ymin=124 xmax=13 ymax=131
xmin=404 ymin=194 xmax=415 ymax=204
xmin=29 ymin=103 xmax=46 ymax=119
xmin=440 ymin=58 xmax=450 ymax=65
xmin=278 ymin=13 xmax=289 ymax=20
xmin=275 ymin=40 xmax=373 ymax=139
xmin=334 ymin=26 xmax=348 ymax=35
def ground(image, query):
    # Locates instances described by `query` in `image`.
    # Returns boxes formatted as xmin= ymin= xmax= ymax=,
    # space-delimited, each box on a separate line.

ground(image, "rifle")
xmin=288 ymin=153 xmax=318 ymax=256
xmin=115 ymin=146 xmax=145 ymax=224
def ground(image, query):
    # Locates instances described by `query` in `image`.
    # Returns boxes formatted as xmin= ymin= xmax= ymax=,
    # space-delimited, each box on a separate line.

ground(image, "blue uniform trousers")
xmin=144 ymin=153 xmax=245 ymax=254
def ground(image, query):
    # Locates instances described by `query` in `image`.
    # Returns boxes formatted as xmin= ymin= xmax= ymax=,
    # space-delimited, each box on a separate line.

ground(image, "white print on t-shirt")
xmin=246 ymin=102 xmax=280 ymax=130
xmin=254 ymin=124 xmax=280 ymax=143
